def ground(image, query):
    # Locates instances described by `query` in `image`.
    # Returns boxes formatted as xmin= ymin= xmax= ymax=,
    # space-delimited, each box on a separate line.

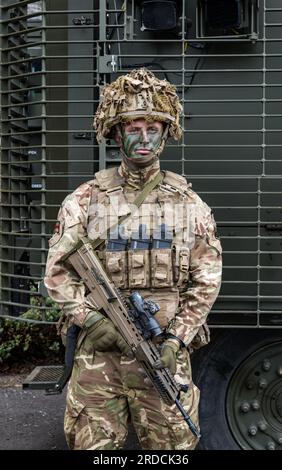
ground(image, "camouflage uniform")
xmin=44 ymin=69 xmax=222 ymax=450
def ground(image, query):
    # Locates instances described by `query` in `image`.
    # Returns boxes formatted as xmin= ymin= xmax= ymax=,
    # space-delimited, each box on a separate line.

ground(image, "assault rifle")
xmin=58 ymin=237 xmax=200 ymax=438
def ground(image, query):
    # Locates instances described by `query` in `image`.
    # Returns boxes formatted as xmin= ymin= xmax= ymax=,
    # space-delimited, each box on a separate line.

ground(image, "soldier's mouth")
xmin=135 ymin=149 xmax=151 ymax=155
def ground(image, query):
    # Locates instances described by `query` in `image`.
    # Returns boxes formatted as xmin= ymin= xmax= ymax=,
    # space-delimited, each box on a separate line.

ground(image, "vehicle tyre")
xmin=191 ymin=329 xmax=282 ymax=450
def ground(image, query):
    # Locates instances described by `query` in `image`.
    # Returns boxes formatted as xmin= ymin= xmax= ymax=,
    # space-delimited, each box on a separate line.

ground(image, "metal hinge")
xmin=98 ymin=55 xmax=118 ymax=73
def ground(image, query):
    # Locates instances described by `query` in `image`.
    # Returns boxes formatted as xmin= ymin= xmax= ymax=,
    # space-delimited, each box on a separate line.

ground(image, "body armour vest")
xmin=84 ymin=167 xmax=213 ymax=330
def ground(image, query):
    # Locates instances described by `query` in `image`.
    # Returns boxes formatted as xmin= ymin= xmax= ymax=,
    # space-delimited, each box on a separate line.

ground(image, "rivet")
xmin=259 ymin=378 xmax=267 ymax=388
xmin=266 ymin=441 xmax=275 ymax=450
xmin=251 ymin=400 xmax=260 ymax=411
xmin=258 ymin=421 xmax=267 ymax=431
xmin=277 ymin=367 xmax=282 ymax=376
xmin=246 ymin=381 xmax=254 ymax=390
xmin=240 ymin=402 xmax=250 ymax=413
xmin=248 ymin=425 xmax=257 ymax=436
xmin=262 ymin=359 xmax=271 ymax=371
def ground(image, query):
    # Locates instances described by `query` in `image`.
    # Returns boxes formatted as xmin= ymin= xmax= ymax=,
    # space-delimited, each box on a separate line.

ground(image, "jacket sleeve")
xmin=168 ymin=208 xmax=222 ymax=346
xmin=44 ymin=185 xmax=97 ymax=327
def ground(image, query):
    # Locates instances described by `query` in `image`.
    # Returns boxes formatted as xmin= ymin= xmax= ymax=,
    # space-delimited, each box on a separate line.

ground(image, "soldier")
xmin=44 ymin=68 xmax=222 ymax=450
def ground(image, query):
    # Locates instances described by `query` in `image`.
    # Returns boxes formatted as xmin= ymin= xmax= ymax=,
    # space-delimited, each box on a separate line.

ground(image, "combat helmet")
xmin=93 ymin=68 xmax=183 ymax=143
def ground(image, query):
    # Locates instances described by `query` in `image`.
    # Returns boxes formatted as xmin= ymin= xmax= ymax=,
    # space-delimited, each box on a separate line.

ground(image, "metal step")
xmin=22 ymin=365 xmax=65 ymax=392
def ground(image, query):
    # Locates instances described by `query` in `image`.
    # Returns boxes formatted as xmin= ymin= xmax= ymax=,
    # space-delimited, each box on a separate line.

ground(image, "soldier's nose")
xmin=140 ymin=129 xmax=149 ymax=144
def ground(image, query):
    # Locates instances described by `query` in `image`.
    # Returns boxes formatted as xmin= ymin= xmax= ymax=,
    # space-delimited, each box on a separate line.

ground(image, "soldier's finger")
xmin=116 ymin=334 xmax=131 ymax=355
xmin=153 ymin=359 xmax=165 ymax=369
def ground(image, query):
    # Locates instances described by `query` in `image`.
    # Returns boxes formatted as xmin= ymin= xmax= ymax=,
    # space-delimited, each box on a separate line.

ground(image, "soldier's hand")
xmin=86 ymin=317 xmax=130 ymax=354
xmin=153 ymin=340 xmax=180 ymax=375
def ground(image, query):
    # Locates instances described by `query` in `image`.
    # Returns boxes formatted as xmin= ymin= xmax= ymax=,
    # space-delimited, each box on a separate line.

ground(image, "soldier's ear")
xmin=112 ymin=124 xmax=122 ymax=145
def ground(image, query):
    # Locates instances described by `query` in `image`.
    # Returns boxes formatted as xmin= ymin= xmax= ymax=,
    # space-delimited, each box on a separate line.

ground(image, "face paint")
xmin=122 ymin=120 xmax=163 ymax=161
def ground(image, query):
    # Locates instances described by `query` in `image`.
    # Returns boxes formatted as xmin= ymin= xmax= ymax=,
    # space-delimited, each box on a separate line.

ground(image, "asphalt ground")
xmin=0 ymin=382 xmax=140 ymax=450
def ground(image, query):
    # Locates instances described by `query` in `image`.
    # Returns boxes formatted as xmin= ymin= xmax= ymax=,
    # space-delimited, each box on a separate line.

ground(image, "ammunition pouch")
xmin=173 ymin=245 xmax=190 ymax=287
xmin=151 ymin=248 xmax=174 ymax=288
xmin=128 ymin=249 xmax=150 ymax=288
xmin=104 ymin=243 xmax=190 ymax=290
xmin=105 ymin=250 xmax=128 ymax=288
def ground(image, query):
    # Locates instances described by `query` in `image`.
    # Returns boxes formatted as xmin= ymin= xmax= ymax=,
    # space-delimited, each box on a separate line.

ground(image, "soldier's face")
xmin=122 ymin=119 xmax=164 ymax=160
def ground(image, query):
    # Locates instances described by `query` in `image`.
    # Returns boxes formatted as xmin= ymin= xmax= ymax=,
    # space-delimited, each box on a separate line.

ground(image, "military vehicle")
xmin=1 ymin=0 xmax=281 ymax=450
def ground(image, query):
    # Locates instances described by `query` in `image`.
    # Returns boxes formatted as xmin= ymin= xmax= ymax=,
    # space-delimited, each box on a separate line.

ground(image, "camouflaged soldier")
xmin=44 ymin=68 xmax=222 ymax=450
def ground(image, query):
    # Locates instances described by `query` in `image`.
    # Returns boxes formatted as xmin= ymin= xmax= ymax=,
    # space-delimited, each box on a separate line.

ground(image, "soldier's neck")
xmin=119 ymin=158 xmax=160 ymax=189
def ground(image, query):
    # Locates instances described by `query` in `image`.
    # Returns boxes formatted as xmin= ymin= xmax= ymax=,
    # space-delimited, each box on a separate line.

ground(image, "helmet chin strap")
xmin=120 ymin=124 xmax=169 ymax=170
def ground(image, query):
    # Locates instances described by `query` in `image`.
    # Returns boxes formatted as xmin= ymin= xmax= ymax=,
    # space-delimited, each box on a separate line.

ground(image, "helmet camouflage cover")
xmin=93 ymin=68 xmax=183 ymax=143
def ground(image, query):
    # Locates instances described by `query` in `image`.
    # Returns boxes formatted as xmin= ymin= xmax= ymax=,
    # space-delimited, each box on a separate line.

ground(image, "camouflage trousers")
xmin=64 ymin=337 xmax=200 ymax=450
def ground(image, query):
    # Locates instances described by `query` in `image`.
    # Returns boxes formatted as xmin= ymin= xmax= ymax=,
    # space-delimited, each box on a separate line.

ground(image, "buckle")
xmin=106 ymin=186 xmax=124 ymax=195
xmin=180 ymin=250 xmax=189 ymax=272
xmin=159 ymin=183 xmax=179 ymax=194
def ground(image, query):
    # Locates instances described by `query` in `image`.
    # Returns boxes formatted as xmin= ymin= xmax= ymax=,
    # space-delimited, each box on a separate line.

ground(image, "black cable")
xmin=187 ymin=43 xmax=209 ymax=88
xmin=107 ymin=11 xmax=123 ymax=40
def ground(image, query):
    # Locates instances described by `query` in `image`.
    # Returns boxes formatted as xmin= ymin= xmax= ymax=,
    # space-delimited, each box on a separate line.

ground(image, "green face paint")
xmin=122 ymin=121 xmax=163 ymax=161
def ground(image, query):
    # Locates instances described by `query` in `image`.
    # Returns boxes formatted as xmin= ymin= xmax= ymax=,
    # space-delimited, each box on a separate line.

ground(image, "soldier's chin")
xmin=127 ymin=152 xmax=155 ymax=167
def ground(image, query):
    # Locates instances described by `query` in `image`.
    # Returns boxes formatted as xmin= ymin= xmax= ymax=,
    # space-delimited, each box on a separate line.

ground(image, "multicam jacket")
xmin=44 ymin=164 xmax=222 ymax=347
